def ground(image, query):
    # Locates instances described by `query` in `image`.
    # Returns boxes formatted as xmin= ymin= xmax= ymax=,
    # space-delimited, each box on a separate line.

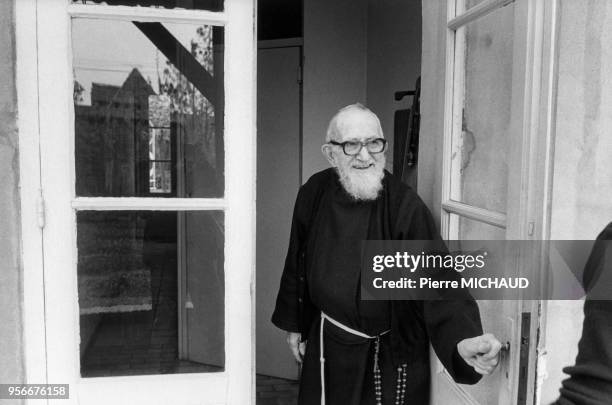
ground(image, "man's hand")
xmin=287 ymin=332 xmax=307 ymax=363
xmin=457 ymin=333 xmax=502 ymax=375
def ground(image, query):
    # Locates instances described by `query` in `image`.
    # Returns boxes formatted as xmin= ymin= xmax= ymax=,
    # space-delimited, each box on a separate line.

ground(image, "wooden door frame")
xmin=16 ymin=0 xmax=48 ymax=390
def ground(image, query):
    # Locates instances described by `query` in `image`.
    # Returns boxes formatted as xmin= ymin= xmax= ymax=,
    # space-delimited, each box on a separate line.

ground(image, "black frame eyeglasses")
xmin=328 ymin=138 xmax=387 ymax=156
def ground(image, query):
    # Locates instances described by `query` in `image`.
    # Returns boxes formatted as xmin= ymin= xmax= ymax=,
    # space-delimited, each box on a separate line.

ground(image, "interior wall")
xmin=541 ymin=0 xmax=612 ymax=402
xmin=366 ymin=0 xmax=422 ymax=173
xmin=302 ymin=0 xmax=422 ymax=182
xmin=0 ymin=0 xmax=25 ymax=388
xmin=256 ymin=45 xmax=301 ymax=379
xmin=302 ymin=0 xmax=368 ymax=182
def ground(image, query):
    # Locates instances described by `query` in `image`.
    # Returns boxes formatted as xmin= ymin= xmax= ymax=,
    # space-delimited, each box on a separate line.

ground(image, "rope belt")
xmin=319 ymin=312 xmax=408 ymax=405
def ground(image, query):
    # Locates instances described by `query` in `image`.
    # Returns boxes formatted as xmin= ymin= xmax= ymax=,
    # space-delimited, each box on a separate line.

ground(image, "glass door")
xmin=431 ymin=0 xmax=545 ymax=404
xmin=37 ymin=0 xmax=255 ymax=404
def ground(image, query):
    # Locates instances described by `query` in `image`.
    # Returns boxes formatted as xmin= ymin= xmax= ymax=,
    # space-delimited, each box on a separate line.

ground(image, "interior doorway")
xmin=253 ymin=1 xmax=423 ymax=404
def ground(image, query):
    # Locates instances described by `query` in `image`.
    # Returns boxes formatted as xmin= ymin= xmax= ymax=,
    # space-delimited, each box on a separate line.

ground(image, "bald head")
xmin=326 ymin=103 xmax=383 ymax=143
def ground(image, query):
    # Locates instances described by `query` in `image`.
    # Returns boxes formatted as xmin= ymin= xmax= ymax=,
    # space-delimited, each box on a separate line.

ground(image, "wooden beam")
xmin=134 ymin=21 xmax=217 ymax=105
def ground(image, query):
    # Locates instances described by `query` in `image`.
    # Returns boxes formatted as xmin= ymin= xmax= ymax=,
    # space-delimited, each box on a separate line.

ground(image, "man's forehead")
xmin=338 ymin=108 xmax=376 ymax=122
xmin=336 ymin=109 xmax=382 ymax=140
xmin=341 ymin=135 xmax=380 ymax=142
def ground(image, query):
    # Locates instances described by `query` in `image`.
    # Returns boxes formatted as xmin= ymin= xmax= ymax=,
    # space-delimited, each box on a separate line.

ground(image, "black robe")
xmin=555 ymin=223 xmax=612 ymax=405
xmin=272 ymin=168 xmax=483 ymax=404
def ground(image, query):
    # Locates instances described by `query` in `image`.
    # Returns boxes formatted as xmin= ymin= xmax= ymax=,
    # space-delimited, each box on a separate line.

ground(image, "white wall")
xmin=302 ymin=0 xmax=368 ymax=181
xmin=366 ymin=0 xmax=422 ymax=173
xmin=541 ymin=0 xmax=612 ymax=402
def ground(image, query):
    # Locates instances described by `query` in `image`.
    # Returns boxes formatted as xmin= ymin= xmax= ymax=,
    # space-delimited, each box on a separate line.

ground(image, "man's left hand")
xmin=457 ymin=333 xmax=502 ymax=375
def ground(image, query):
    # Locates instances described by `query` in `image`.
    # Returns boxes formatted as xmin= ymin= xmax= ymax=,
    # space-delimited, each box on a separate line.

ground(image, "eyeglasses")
xmin=329 ymin=138 xmax=387 ymax=156
xmin=328 ymin=138 xmax=387 ymax=156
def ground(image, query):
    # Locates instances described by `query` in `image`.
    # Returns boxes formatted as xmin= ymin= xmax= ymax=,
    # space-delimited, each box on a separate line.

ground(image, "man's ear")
xmin=321 ymin=144 xmax=337 ymax=167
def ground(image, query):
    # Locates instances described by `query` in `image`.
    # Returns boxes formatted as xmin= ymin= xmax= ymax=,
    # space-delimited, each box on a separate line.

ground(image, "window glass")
xmin=71 ymin=0 xmax=223 ymax=12
xmin=77 ymin=210 xmax=225 ymax=377
xmin=73 ymin=18 xmax=225 ymax=197
xmin=449 ymin=3 xmax=515 ymax=213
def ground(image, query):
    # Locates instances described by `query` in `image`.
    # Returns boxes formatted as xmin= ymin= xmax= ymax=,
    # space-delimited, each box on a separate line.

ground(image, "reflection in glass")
xmin=150 ymin=162 xmax=172 ymax=193
xmin=150 ymin=129 xmax=171 ymax=160
xmin=71 ymin=0 xmax=223 ymax=11
xmin=73 ymin=19 xmax=224 ymax=198
xmin=450 ymin=4 xmax=514 ymax=213
xmin=77 ymin=210 xmax=225 ymax=377
xmin=149 ymin=128 xmax=172 ymax=193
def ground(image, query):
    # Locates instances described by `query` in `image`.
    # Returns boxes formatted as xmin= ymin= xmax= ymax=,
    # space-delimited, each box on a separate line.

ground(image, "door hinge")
xmin=36 ymin=190 xmax=45 ymax=229
xmin=185 ymin=292 xmax=194 ymax=309
xmin=297 ymin=64 xmax=303 ymax=85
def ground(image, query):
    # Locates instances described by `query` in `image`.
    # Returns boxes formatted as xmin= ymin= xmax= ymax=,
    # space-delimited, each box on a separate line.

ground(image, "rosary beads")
xmin=373 ymin=336 xmax=408 ymax=405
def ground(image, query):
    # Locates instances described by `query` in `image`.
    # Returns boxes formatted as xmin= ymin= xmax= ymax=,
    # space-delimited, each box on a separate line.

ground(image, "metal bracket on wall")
xmin=394 ymin=90 xmax=415 ymax=101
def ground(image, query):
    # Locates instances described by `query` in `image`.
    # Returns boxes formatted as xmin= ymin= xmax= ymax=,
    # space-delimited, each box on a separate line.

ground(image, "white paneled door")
xmin=29 ymin=0 xmax=256 ymax=404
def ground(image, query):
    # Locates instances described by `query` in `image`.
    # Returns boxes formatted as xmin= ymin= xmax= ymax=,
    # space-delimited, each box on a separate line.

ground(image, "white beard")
xmin=336 ymin=162 xmax=385 ymax=201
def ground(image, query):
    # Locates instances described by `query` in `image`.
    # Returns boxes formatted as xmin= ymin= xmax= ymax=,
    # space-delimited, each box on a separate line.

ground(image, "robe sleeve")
xmin=398 ymin=191 xmax=483 ymax=385
xmin=271 ymin=185 xmax=309 ymax=333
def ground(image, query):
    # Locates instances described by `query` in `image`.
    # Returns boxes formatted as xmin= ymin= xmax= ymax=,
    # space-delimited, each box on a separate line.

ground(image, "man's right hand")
xmin=287 ymin=332 xmax=306 ymax=363
xmin=457 ymin=333 xmax=502 ymax=375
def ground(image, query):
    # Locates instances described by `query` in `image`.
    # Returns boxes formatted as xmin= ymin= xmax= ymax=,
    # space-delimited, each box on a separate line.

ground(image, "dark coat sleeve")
xmin=397 ymin=189 xmax=483 ymax=385
xmin=555 ymin=222 xmax=612 ymax=405
xmin=271 ymin=171 xmax=327 ymax=336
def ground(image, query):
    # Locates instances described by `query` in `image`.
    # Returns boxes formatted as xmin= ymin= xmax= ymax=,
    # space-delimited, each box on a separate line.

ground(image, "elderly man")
xmin=272 ymin=104 xmax=501 ymax=404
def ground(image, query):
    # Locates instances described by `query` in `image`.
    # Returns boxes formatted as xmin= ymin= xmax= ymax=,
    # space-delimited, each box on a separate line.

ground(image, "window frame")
xmin=441 ymin=0 xmax=516 ymax=238
xmin=17 ymin=0 xmax=256 ymax=403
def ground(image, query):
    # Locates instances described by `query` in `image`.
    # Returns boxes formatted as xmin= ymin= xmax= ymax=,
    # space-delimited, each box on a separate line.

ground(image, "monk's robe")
xmin=272 ymin=168 xmax=483 ymax=405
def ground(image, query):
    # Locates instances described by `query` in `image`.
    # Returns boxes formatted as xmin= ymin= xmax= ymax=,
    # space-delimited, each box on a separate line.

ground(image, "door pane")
xmin=450 ymin=3 xmax=515 ymax=213
xmin=71 ymin=0 xmax=223 ymax=11
xmin=77 ymin=210 xmax=225 ymax=377
xmin=73 ymin=18 xmax=225 ymax=197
